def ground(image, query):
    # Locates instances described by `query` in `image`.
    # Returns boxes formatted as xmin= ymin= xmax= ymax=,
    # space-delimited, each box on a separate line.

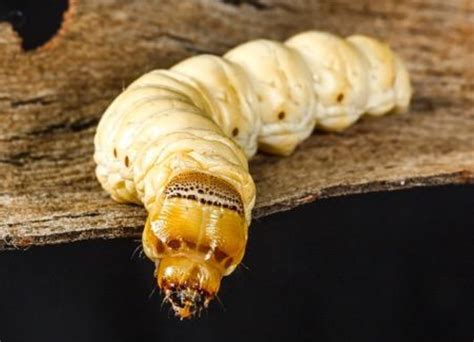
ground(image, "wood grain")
xmin=1 ymin=0 xmax=473 ymax=250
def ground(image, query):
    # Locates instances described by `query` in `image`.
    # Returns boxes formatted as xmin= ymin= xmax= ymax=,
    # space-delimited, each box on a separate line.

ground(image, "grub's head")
xmin=142 ymin=172 xmax=248 ymax=319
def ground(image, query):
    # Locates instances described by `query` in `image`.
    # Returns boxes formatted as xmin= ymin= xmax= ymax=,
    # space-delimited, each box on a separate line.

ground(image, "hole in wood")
xmin=0 ymin=0 xmax=70 ymax=51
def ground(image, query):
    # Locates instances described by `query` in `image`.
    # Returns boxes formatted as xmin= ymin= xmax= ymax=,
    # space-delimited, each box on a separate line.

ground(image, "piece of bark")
xmin=1 ymin=0 xmax=473 ymax=250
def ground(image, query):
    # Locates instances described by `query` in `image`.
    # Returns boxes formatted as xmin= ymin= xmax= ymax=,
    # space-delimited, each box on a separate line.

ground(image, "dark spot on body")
xmin=168 ymin=239 xmax=181 ymax=250
xmin=337 ymin=93 xmax=344 ymax=102
xmin=232 ymin=127 xmax=239 ymax=137
xmin=214 ymin=248 xmax=228 ymax=262
xmin=124 ymin=156 xmax=129 ymax=167
xmin=278 ymin=111 xmax=285 ymax=120
xmin=198 ymin=245 xmax=211 ymax=254
xmin=113 ymin=148 xmax=117 ymax=158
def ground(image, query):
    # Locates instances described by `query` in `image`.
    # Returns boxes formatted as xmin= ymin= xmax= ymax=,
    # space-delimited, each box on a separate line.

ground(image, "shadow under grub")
xmin=0 ymin=0 xmax=70 ymax=50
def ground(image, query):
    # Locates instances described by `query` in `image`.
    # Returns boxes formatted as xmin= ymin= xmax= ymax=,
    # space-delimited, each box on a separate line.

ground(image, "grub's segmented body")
xmin=94 ymin=31 xmax=412 ymax=318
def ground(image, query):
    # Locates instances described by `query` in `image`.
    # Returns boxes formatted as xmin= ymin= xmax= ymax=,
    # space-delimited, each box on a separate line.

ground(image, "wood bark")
xmin=1 ymin=0 xmax=473 ymax=250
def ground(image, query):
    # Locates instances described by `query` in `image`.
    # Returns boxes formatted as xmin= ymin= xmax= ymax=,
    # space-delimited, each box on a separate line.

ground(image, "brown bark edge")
xmin=1 ymin=0 xmax=473 ymax=250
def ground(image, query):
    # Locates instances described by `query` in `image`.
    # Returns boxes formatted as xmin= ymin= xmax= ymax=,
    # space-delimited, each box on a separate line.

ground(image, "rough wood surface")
xmin=1 ymin=0 xmax=473 ymax=250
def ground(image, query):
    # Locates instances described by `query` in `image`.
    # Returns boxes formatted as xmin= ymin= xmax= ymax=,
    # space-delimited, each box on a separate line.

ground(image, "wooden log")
xmin=1 ymin=0 xmax=473 ymax=250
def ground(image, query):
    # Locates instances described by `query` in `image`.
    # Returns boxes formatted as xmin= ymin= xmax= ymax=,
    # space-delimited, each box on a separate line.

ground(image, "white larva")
xmin=94 ymin=30 xmax=412 ymax=319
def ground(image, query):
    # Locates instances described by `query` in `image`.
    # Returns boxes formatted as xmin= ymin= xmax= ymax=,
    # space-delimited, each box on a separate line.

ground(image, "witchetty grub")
xmin=94 ymin=30 xmax=412 ymax=319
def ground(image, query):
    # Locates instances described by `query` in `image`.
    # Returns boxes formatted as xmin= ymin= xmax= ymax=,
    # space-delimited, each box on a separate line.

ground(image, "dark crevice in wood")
xmin=10 ymin=96 xmax=56 ymax=108
xmin=19 ymin=117 xmax=98 ymax=138
xmin=69 ymin=117 xmax=99 ymax=132
xmin=0 ymin=153 xmax=59 ymax=167
xmin=0 ymin=149 xmax=93 ymax=167
xmin=9 ymin=212 xmax=101 ymax=226
xmin=158 ymin=32 xmax=215 ymax=54
xmin=220 ymin=0 xmax=298 ymax=13
xmin=221 ymin=0 xmax=269 ymax=10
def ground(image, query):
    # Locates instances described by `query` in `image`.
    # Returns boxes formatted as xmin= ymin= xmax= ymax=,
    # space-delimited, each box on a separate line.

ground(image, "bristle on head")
xmin=162 ymin=282 xmax=213 ymax=319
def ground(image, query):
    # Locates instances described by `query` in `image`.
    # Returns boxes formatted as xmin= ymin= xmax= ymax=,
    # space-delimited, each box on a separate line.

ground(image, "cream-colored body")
xmin=94 ymin=31 xmax=412 ymax=318
xmin=225 ymin=39 xmax=316 ymax=155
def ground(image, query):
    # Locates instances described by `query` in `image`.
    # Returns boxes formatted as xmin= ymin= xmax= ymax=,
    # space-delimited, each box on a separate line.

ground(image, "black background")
xmin=1 ymin=186 xmax=473 ymax=341
xmin=1 ymin=1 xmax=473 ymax=341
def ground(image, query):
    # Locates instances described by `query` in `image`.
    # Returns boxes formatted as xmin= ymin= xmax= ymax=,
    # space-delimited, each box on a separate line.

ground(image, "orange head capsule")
xmin=142 ymin=172 xmax=248 ymax=319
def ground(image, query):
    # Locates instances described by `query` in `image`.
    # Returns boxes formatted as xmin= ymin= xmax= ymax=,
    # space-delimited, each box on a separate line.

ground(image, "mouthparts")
xmin=162 ymin=281 xmax=213 ymax=319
